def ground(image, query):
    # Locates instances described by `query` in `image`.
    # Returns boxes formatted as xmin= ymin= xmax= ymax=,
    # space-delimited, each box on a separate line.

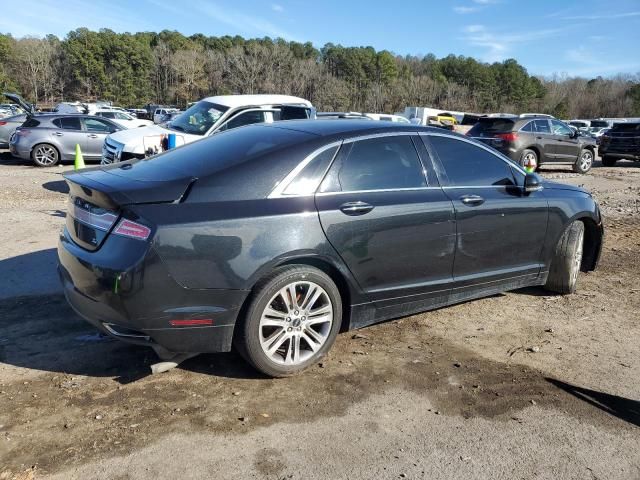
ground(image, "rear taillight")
xmin=496 ymin=132 xmax=518 ymax=142
xmin=0 ymin=121 xmax=7 ymax=126
xmin=70 ymin=196 xmax=118 ymax=231
xmin=113 ymin=219 xmax=151 ymax=241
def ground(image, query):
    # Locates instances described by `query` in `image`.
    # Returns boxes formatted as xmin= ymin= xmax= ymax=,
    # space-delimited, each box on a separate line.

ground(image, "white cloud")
xmin=454 ymin=6 xmax=480 ymax=14
xmin=563 ymin=11 xmax=640 ymax=20
xmin=565 ymin=46 xmax=596 ymax=65
xmin=194 ymin=2 xmax=297 ymax=39
xmin=463 ymin=24 xmax=568 ymax=63
xmin=472 ymin=0 xmax=499 ymax=4
xmin=271 ymin=4 xmax=284 ymax=12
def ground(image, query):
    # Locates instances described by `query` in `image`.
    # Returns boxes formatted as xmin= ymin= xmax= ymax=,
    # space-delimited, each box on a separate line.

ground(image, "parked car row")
xmin=467 ymin=115 xmax=597 ymax=173
xmin=3 ymin=90 xmax=639 ymax=171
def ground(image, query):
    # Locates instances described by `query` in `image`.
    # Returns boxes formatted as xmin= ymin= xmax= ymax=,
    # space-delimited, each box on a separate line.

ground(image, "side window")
xmin=534 ymin=120 xmax=551 ymax=134
xmin=52 ymin=117 xmax=82 ymax=130
xmin=321 ymin=136 xmax=426 ymax=192
xmin=551 ymin=120 xmax=572 ymax=136
xmin=115 ymin=112 xmax=130 ymax=120
xmin=219 ymin=110 xmax=266 ymax=131
xmin=428 ymin=136 xmax=515 ymax=187
xmin=85 ymin=118 xmax=116 ymax=133
xmin=521 ymin=121 xmax=534 ymax=132
xmin=282 ymin=145 xmax=340 ymax=195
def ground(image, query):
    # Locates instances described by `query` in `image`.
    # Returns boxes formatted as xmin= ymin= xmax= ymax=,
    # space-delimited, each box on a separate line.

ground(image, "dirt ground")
xmin=0 ymin=152 xmax=639 ymax=480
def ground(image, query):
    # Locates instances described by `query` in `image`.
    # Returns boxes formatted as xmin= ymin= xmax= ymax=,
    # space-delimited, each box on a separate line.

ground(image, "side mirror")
xmin=524 ymin=173 xmax=542 ymax=193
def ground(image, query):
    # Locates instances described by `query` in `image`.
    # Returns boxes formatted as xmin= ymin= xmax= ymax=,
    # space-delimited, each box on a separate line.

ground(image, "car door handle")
xmin=536 ymin=136 xmax=542 ymax=140
xmin=87 ymin=134 xmax=99 ymax=138
xmin=460 ymin=194 xmax=485 ymax=206
xmin=339 ymin=201 xmax=374 ymax=216
xmin=53 ymin=132 xmax=64 ymax=136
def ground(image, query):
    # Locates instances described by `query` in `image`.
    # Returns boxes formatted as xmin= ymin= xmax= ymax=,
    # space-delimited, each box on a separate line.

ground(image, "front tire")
xmin=31 ymin=143 xmax=60 ymax=167
xmin=235 ymin=265 xmax=342 ymax=377
xmin=601 ymin=155 xmax=617 ymax=167
xmin=545 ymin=221 xmax=585 ymax=294
xmin=573 ymin=149 xmax=593 ymax=173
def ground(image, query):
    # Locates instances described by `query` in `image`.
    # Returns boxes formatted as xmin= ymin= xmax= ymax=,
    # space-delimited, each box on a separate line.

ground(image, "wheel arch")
xmin=276 ymin=256 xmax=353 ymax=332
xmin=522 ymin=145 xmax=541 ymax=162
xmin=576 ymin=216 xmax=603 ymax=272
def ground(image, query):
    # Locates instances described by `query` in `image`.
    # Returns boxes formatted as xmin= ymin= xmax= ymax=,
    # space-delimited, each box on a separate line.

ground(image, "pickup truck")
xmin=600 ymin=122 xmax=640 ymax=166
xmin=102 ymin=95 xmax=314 ymax=164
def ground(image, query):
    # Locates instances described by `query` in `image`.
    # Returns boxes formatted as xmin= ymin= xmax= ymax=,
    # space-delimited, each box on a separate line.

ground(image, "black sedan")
xmin=58 ymin=120 xmax=603 ymax=377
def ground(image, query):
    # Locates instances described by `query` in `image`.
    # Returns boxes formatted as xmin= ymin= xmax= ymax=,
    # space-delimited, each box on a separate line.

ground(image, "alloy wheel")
xmin=258 ymin=281 xmax=333 ymax=365
xmin=580 ymin=151 xmax=593 ymax=171
xmin=34 ymin=145 xmax=58 ymax=165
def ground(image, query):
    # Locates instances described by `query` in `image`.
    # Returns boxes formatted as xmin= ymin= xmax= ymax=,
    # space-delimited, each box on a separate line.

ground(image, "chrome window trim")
xmin=341 ymin=130 xmax=417 ymax=143
xmin=268 ymin=141 xmax=342 ymax=198
xmin=420 ymin=131 xmax=528 ymax=177
xmin=315 ymin=186 xmax=441 ymax=197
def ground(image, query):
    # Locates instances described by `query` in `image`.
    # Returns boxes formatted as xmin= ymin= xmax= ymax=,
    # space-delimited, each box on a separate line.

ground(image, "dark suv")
xmin=599 ymin=123 xmax=640 ymax=166
xmin=467 ymin=116 xmax=597 ymax=173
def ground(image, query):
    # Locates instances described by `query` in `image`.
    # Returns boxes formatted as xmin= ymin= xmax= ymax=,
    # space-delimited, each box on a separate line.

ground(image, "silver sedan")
xmin=9 ymin=114 xmax=123 ymax=167
xmin=0 ymin=114 xmax=27 ymax=148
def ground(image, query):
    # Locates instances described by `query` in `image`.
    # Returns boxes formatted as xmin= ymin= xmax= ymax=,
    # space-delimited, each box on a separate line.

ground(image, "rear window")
xmin=590 ymin=120 xmax=609 ymax=128
xmin=22 ymin=118 xmax=40 ymax=128
xmin=610 ymin=123 xmax=640 ymax=132
xmin=467 ymin=118 xmax=515 ymax=136
xmin=103 ymin=124 xmax=317 ymax=201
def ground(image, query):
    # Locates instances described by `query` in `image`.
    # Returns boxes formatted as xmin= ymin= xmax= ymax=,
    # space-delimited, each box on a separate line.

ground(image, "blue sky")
xmin=2 ymin=0 xmax=639 ymax=77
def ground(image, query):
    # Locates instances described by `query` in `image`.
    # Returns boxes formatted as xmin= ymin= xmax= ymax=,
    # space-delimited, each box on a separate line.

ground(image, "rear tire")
xmin=235 ymin=265 xmax=342 ymax=377
xmin=601 ymin=155 xmax=617 ymax=167
xmin=545 ymin=221 xmax=585 ymax=294
xmin=31 ymin=143 xmax=60 ymax=167
xmin=573 ymin=149 xmax=594 ymax=173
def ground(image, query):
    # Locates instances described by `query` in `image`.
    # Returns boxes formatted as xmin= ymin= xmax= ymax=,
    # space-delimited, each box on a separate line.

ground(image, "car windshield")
xmin=167 ymin=101 xmax=228 ymax=136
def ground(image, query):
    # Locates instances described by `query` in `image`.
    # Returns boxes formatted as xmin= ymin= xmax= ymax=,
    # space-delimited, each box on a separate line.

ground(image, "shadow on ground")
xmin=43 ymin=179 xmax=70 ymax=194
xmin=547 ymin=377 xmax=640 ymax=428
xmin=0 ymin=292 xmax=263 ymax=383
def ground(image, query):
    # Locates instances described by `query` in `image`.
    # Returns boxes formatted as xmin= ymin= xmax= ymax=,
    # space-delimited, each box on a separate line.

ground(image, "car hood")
xmin=107 ymin=124 xmax=202 ymax=153
xmin=542 ymin=180 xmax=590 ymax=195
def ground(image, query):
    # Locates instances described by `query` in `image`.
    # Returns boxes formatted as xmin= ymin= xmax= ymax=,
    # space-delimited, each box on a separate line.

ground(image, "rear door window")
xmin=533 ymin=120 xmax=551 ymax=134
xmin=321 ymin=135 xmax=426 ymax=192
xmin=428 ymin=136 xmax=516 ymax=187
xmin=53 ymin=117 xmax=82 ymax=130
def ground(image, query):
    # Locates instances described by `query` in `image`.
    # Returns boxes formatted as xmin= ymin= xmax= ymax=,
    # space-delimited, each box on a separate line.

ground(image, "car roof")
xmin=200 ymin=94 xmax=312 ymax=108
xmin=261 ymin=118 xmax=443 ymax=137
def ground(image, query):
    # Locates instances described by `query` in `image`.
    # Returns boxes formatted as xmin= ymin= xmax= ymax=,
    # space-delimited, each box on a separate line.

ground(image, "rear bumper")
xmin=58 ymin=227 xmax=249 ymax=353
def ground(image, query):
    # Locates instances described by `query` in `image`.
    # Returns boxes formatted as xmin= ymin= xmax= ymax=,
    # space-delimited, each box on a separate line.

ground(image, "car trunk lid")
xmin=64 ymin=165 xmax=195 ymax=251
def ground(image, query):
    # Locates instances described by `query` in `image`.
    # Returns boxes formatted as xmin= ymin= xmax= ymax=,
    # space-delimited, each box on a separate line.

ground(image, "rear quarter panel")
xmin=135 ymin=197 xmax=366 ymax=303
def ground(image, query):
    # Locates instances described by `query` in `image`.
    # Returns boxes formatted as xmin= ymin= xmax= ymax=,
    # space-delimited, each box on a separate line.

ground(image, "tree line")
xmin=0 ymin=28 xmax=639 ymax=118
